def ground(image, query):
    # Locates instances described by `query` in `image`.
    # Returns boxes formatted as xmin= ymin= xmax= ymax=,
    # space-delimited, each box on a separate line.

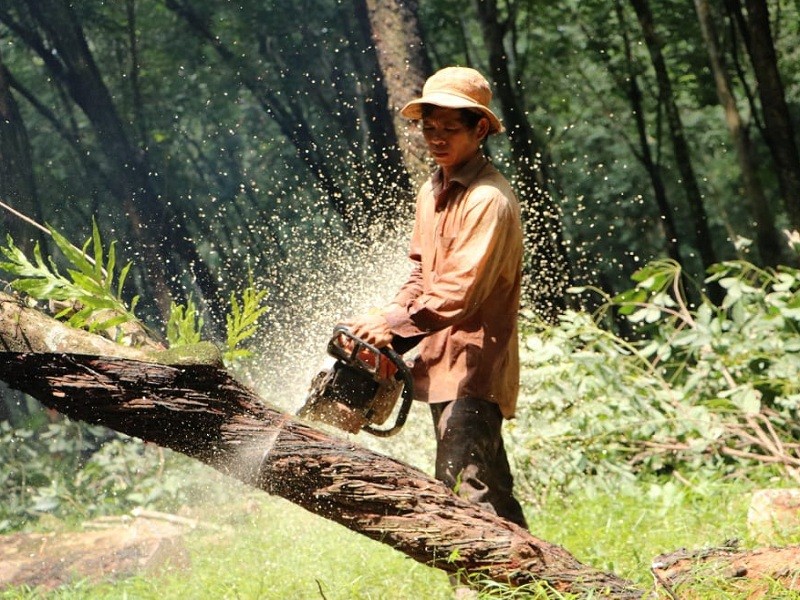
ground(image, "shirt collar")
xmin=450 ymin=152 xmax=490 ymax=188
xmin=432 ymin=153 xmax=489 ymax=209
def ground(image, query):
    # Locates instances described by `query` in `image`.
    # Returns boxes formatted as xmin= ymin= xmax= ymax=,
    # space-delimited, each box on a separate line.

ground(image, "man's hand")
xmin=344 ymin=311 xmax=393 ymax=348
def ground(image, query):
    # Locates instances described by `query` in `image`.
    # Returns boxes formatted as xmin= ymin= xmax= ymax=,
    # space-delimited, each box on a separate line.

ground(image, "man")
xmin=347 ymin=66 xmax=527 ymax=529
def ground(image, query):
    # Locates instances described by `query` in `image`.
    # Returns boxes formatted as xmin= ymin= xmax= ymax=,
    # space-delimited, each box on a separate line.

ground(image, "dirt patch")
xmin=0 ymin=511 xmax=195 ymax=592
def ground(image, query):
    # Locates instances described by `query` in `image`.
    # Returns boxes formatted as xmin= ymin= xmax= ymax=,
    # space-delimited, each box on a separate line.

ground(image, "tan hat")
xmin=400 ymin=66 xmax=504 ymax=134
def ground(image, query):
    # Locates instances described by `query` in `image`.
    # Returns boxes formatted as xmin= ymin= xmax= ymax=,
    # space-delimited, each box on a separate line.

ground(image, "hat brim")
xmin=400 ymin=92 xmax=504 ymax=134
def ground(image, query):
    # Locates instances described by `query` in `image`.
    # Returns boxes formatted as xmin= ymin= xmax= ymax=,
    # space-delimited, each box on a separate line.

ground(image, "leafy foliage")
xmin=223 ymin=283 xmax=269 ymax=365
xmin=2 ymin=221 xmax=269 ymax=364
xmin=166 ymin=297 xmax=204 ymax=347
xmin=0 ymin=418 xmax=209 ymax=533
xmin=0 ymin=220 xmax=140 ymax=341
xmin=511 ymin=257 xmax=800 ymax=504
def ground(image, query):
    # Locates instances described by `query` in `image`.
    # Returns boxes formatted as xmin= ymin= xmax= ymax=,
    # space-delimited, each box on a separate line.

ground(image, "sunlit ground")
xmin=4 ymin=461 xmax=797 ymax=600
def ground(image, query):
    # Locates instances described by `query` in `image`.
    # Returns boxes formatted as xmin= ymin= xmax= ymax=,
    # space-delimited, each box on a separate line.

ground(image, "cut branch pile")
xmin=630 ymin=408 xmax=800 ymax=485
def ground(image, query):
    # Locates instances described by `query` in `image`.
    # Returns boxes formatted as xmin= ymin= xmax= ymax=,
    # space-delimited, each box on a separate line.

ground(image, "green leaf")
xmin=731 ymin=386 xmax=762 ymax=415
xmin=1 ymin=223 xmax=142 ymax=344
xmin=118 ymin=261 xmax=132 ymax=297
xmin=91 ymin=314 xmax=131 ymax=336
xmin=223 ymin=284 xmax=269 ymax=365
xmin=91 ymin=219 xmax=104 ymax=280
xmin=167 ymin=298 xmax=204 ymax=347
xmin=105 ymin=240 xmax=117 ymax=292
xmin=48 ymin=225 xmax=94 ymax=277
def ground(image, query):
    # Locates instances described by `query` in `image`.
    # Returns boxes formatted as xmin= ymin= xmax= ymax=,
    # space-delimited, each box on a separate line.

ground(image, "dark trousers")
xmin=429 ymin=397 xmax=528 ymax=529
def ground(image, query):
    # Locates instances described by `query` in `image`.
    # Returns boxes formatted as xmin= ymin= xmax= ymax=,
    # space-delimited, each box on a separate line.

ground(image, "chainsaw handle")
xmin=329 ymin=325 xmax=408 ymax=377
xmin=362 ymin=379 xmax=413 ymax=437
xmin=331 ymin=325 xmax=414 ymax=437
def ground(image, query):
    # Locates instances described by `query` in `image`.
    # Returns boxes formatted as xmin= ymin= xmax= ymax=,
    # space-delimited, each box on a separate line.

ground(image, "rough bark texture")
xmin=0 ymin=354 xmax=643 ymax=597
xmin=652 ymin=543 xmax=800 ymax=598
xmin=356 ymin=0 xmax=431 ymax=189
xmin=0 ymin=291 xmax=642 ymax=597
xmin=630 ymin=0 xmax=720 ymax=289
xmin=4 ymin=290 xmax=798 ymax=596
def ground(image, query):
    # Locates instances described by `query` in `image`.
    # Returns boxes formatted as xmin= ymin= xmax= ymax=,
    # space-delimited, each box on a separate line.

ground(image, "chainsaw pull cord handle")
xmin=330 ymin=325 xmax=414 ymax=438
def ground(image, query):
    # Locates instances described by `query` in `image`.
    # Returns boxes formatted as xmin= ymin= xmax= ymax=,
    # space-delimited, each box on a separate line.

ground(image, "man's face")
xmin=421 ymin=106 xmax=487 ymax=172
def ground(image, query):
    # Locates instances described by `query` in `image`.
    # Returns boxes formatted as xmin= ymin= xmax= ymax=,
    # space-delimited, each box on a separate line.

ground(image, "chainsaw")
xmin=297 ymin=325 xmax=414 ymax=437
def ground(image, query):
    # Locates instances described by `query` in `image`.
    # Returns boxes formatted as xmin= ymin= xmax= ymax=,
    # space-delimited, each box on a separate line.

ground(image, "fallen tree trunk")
xmin=0 ymin=354 xmax=644 ymax=597
xmin=0 ymin=291 xmax=642 ymax=597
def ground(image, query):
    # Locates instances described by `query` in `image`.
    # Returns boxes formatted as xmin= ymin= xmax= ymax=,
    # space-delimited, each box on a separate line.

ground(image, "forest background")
xmin=1 ymin=0 xmax=800 ymax=597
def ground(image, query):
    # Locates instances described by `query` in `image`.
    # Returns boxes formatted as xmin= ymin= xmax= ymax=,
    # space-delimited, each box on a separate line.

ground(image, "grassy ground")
xmin=2 ymin=469 xmax=799 ymax=599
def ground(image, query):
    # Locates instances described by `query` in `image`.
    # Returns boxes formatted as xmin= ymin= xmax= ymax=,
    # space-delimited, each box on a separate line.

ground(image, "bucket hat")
xmin=400 ymin=66 xmax=504 ymax=134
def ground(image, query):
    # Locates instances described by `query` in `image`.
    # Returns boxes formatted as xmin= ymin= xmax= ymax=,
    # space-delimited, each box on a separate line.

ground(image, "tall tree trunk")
xmin=0 ymin=50 xmax=44 ymax=254
xmin=0 ymin=290 xmax=644 ymax=598
xmin=0 ymin=48 xmax=46 ymax=425
xmin=473 ymin=0 xmax=570 ymax=323
xmin=1 ymin=0 xmax=222 ymax=322
xmin=612 ymin=1 xmax=683 ymax=266
xmin=629 ymin=0 xmax=722 ymax=297
xmin=740 ymin=0 xmax=800 ymax=230
xmin=354 ymin=0 xmax=431 ymax=192
xmin=343 ymin=0 xmax=415 ymax=222
xmin=694 ymin=0 xmax=783 ymax=266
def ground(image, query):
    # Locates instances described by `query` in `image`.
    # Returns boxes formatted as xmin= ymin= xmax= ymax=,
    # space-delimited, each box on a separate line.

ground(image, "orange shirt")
xmin=384 ymin=153 xmax=523 ymax=418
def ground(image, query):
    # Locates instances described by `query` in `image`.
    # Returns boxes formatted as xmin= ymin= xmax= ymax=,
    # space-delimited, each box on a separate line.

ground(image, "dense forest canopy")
xmin=0 ymin=0 xmax=799 ymax=400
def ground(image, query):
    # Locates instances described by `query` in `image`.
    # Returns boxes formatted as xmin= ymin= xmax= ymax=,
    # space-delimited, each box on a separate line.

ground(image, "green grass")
xmin=1 ymin=479 xmax=453 ymax=600
xmin=3 ymin=470 xmax=800 ymax=599
xmin=527 ymin=475 xmax=755 ymax=585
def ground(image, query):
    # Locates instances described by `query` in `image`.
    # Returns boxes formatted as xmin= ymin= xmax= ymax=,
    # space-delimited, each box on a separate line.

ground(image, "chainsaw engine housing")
xmin=298 ymin=326 xmax=413 ymax=436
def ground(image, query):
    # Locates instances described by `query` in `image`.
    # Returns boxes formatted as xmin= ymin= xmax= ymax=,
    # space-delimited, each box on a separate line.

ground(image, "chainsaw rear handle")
xmin=330 ymin=325 xmax=414 ymax=437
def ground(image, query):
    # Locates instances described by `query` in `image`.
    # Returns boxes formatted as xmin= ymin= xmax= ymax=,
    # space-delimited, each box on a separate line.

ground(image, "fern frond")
xmin=167 ymin=298 xmax=204 ymax=347
xmin=224 ymin=285 xmax=269 ymax=364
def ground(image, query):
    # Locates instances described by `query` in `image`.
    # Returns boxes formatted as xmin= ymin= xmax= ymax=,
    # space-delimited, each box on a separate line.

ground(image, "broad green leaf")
xmin=48 ymin=226 xmax=94 ymax=277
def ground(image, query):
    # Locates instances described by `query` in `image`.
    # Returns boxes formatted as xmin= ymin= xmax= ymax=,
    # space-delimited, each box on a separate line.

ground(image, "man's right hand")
xmin=343 ymin=311 xmax=393 ymax=348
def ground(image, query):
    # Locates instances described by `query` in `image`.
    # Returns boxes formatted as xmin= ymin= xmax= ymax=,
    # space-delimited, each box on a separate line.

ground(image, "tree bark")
xmin=693 ymin=0 xmax=783 ymax=266
xmin=740 ymin=0 xmax=800 ymax=230
xmin=354 ymin=0 xmax=431 ymax=190
xmin=0 ymin=290 xmax=642 ymax=598
xmin=2 ymin=290 xmax=796 ymax=595
xmin=355 ymin=0 xmax=433 ymax=192
xmin=652 ymin=543 xmax=800 ymax=596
